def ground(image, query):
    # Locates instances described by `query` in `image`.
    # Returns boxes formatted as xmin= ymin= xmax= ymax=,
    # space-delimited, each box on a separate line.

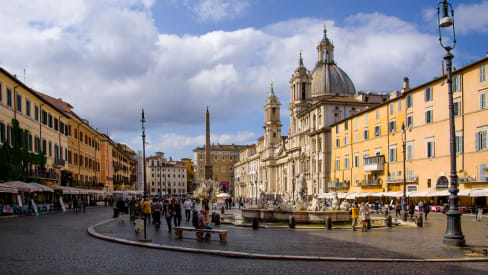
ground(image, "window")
xmin=406 ymin=94 xmax=413 ymax=108
xmin=34 ymin=137 xmax=40 ymax=153
xmin=26 ymin=100 xmax=31 ymax=117
xmin=344 ymin=157 xmax=349 ymax=169
xmin=0 ymin=123 xmax=5 ymax=143
xmin=354 ymin=153 xmax=359 ymax=168
xmin=389 ymin=146 xmax=397 ymax=163
xmin=455 ymin=135 xmax=463 ymax=154
xmin=335 ymin=158 xmax=340 ymax=170
xmin=453 ymin=75 xmax=460 ymax=92
xmin=388 ymin=120 xmax=396 ymax=133
xmin=363 ymin=129 xmax=369 ymax=140
xmin=364 ymin=113 xmax=368 ymax=124
xmin=7 ymin=126 xmax=12 ymax=146
xmin=28 ymin=134 xmax=32 ymax=151
xmin=80 ymin=131 xmax=83 ymax=142
xmin=389 ymin=103 xmax=394 ymax=115
xmin=354 ymin=117 xmax=357 ymax=128
xmin=406 ymin=115 xmax=413 ymax=128
xmin=374 ymin=125 xmax=381 ymax=137
xmin=376 ymin=109 xmax=379 ymax=120
xmin=344 ymin=121 xmax=348 ymax=130
xmin=335 ymin=125 xmax=339 ymax=133
xmin=426 ymin=139 xmax=435 ymax=158
xmin=398 ymin=99 xmax=402 ymax=112
xmin=480 ymin=92 xmax=487 ymax=110
xmin=453 ymin=101 xmax=461 ymax=116
xmin=336 ymin=138 xmax=339 ymax=147
xmin=406 ymin=142 xmax=413 ymax=160
xmin=7 ymin=88 xmax=12 ymax=107
xmin=343 ymin=135 xmax=347 ymax=145
xmin=42 ymin=139 xmax=46 ymax=154
xmin=48 ymin=114 xmax=52 ymax=128
xmin=475 ymin=130 xmax=488 ymax=151
xmin=35 ymin=105 xmax=39 ymax=121
xmin=480 ymin=65 xmax=487 ymax=83
xmin=480 ymin=163 xmax=487 ymax=182
xmin=425 ymin=109 xmax=433 ymax=124
xmin=16 ymin=94 xmax=22 ymax=112
xmin=0 ymin=83 xmax=2 ymax=102
xmin=54 ymin=118 xmax=58 ymax=131
xmin=48 ymin=142 xmax=52 ymax=157
xmin=424 ymin=87 xmax=432 ymax=102
xmin=354 ymin=131 xmax=358 ymax=143
xmin=60 ymin=122 xmax=64 ymax=134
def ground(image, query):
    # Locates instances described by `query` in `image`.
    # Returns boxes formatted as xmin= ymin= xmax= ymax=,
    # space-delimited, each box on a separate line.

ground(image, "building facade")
xmin=234 ymin=29 xmax=385 ymax=200
xmin=193 ymin=144 xmax=248 ymax=194
xmin=330 ymin=54 xmax=488 ymax=202
xmin=146 ymin=152 xmax=187 ymax=197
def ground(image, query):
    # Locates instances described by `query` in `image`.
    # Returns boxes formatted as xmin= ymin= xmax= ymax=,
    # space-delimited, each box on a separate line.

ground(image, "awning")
xmin=216 ymin=193 xmax=231 ymax=198
xmin=337 ymin=193 xmax=347 ymax=199
xmin=26 ymin=182 xmax=54 ymax=192
xmin=429 ymin=190 xmax=450 ymax=197
xmin=0 ymin=186 xmax=18 ymax=194
xmin=458 ymin=189 xmax=472 ymax=196
xmin=51 ymin=186 xmax=80 ymax=194
xmin=383 ymin=191 xmax=403 ymax=197
xmin=0 ymin=181 xmax=38 ymax=192
xmin=317 ymin=193 xmax=333 ymax=199
xmin=470 ymin=188 xmax=488 ymax=197
xmin=356 ymin=192 xmax=372 ymax=198
xmin=408 ymin=190 xmax=433 ymax=197
xmin=345 ymin=193 xmax=358 ymax=200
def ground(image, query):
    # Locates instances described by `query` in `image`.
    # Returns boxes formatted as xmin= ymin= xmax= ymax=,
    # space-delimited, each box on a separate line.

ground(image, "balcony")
xmin=28 ymin=167 xmax=59 ymax=181
xmin=363 ymin=156 xmax=385 ymax=172
xmin=459 ymin=176 xmax=488 ymax=184
xmin=386 ymin=176 xmax=418 ymax=184
xmin=328 ymin=180 xmax=349 ymax=189
xmin=53 ymin=159 xmax=66 ymax=168
xmin=358 ymin=179 xmax=382 ymax=186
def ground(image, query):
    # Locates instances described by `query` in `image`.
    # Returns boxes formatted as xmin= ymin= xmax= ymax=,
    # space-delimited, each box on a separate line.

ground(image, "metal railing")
xmin=386 ymin=176 xmax=418 ymax=183
xmin=363 ymin=155 xmax=385 ymax=171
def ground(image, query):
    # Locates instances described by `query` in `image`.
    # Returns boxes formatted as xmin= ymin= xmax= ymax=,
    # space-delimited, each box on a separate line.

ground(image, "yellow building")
xmin=180 ymin=158 xmax=194 ymax=193
xmin=99 ymin=134 xmax=136 ymax=191
xmin=0 ymin=67 xmax=70 ymax=183
xmin=330 ymin=54 xmax=488 ymax=205
xmin=194 ymin=144 xmax=248 ymax=194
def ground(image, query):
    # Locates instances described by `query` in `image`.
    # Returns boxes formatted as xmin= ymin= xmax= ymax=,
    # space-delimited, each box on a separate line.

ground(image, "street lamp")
xmin=401 ymin=123 xmax=408 ymax=221
xmin=437 ymin=0 xmax=465 ymax=247
xmin=140 ymin=108 xmax=150 ymax=242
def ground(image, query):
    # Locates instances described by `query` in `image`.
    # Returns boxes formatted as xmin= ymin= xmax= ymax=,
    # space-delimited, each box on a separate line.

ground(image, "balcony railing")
xmin=328 ymin=181 xmax=349 ymax=189
xmin=459 ymin=177 xmax=488 ymax=184
xmin=28 ymin=168 xmax=59 ymax=181
xmin=363 ymin=156 xmax=385 ymax=172
xmin=54 ymin=159 xmax=66 ymax=167
xmin=358 ymin=179 xmax=382 ymax=186
xmin=386 ymin=176 xmax=418 ymax=184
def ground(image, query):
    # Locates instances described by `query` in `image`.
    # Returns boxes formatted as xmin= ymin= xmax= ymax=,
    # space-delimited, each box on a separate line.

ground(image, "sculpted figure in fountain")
xmin=340 ymin=200 xmax=351 ymax=211
xmin=331 ymin=193 xmax=341 ymax=210
xmin=276 ymin=193 xmax=293 ymax=211
xmin=296 ymin=173 xmax=307 ymax=202
xmin=307 ymin=195 xmax=322 ymax=211
xmin=258 ymin=189 xmax=267 ymax=209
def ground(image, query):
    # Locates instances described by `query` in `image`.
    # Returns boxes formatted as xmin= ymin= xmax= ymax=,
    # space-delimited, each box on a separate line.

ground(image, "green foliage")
xmin=0 ymin=119 xmax=47 ymax=182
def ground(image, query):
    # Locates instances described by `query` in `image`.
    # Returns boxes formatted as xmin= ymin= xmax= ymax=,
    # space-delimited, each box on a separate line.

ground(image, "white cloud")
xmin=171 ymin=0 xmax=250 ymax=22
xmin=0 ymin=1 xmax=448 ymax=157
xmin=455 ymin=0 xmax=488 ymax=34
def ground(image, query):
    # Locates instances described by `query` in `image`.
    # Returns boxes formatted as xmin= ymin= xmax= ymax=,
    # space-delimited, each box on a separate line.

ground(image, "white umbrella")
xmin=26 ymin=182 xmax=54 ymax=192
xmin=470 ymin=188 xmax=488 ymax=197
xmin=0 ymin=181 xmax=38 ymax=192
xmin=216 ymin=193 xmax=231 ymax=198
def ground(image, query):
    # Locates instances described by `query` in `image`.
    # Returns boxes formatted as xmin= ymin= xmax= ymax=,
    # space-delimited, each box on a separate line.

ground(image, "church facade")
xmin=234 ymin=28 xmax=386 ymax=200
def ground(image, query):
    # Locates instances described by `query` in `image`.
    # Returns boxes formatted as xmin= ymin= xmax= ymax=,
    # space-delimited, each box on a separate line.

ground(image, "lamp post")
xmin=401 ymin=123 xmax=408 ymax=221
xmin=437 ymin=0 xmax=465 ymax=247
xmin=140 ymin=109 xmax=151 ymax=242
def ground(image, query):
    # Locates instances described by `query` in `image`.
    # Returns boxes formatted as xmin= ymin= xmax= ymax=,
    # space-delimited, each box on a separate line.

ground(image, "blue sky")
xmin=1 ymin=0 xmax=487 ymax=160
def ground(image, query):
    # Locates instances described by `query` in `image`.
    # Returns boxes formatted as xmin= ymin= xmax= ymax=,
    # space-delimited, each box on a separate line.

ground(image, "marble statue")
xmin=258 ymin=189 xmax=267 ymax=208
xmin=331 ymin=193 xmax=340 ymax=210
xmin=296 ymin=173 xmax=307 ymax=202
xmin=308 ymin=195 xmax=322 ymax=211
xmin=340 ymin=200 xmax=351 ymax=211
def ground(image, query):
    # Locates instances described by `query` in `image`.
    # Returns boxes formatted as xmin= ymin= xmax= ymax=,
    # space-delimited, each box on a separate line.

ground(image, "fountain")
xmin=241 ymin=173 xmax=351 ymax=223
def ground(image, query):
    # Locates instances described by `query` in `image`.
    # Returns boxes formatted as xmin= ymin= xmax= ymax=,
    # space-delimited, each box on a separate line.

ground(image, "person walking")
xmin=129 ymin=197 xmax=137 ymax=224
xmin=423 ymin=200 xmax=430 ymax=221
xmin=351 ymin=202 xmax=359 ymax=231
xmin=183 ymin=198 xmax=192 ymax=222
xmin=152 ymin=199 xmax=162 ymax=231
xmin=116 ymin=198 xmax=125 ymax=223
xmin=408 ymin=202 xmax=415 ymax=220
xmin=395 ymin=201 xmax=401 ymax=218
xmin=359 ymin=202 xmax=370 ymax=232
xmin=173 ymin=199 xmax=182 ymax=227
xmin=143 ymin=197 xmax=152 ymax=225
xmin=82 ymin=199 xmax=87 ymax=214
xmin=162 ymin=200 xmax=174 ymax=232
xmin=203 ymin=199 xmax=210 ymax=224
xmin=73 ymin=198 xmax=79 ymax=214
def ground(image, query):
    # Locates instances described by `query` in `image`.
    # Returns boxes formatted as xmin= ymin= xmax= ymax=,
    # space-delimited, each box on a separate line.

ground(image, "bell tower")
xmin=264 ymin=83 xmax=282 ymax=158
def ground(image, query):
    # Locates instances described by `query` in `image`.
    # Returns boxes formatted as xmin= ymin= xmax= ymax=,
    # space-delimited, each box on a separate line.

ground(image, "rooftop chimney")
xmin=401 ymin=77 xmax=410 ymax=94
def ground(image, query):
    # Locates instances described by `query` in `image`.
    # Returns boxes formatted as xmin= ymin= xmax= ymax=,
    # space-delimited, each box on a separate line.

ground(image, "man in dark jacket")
xmin=162 ymin=200 xmax=174 ymax=232
xmin=173 ymin=199 xmax=182 ymax=227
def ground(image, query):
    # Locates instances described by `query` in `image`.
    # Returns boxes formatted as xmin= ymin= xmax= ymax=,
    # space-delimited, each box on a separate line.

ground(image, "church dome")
xmin=311 ymin=28 xmax=356 ymax=97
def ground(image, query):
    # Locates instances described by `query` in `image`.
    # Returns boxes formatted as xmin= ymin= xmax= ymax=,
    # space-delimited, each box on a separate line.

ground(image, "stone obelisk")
xmin=204 ymin=107 xmax=213 ymax=180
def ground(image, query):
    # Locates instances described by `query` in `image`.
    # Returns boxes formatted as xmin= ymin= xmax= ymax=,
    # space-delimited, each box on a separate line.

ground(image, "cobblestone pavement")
xmin=1 ymin=207 xmax=487 ymax=275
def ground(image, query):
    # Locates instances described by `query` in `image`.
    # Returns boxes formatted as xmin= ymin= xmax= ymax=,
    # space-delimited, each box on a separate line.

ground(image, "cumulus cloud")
xmin=455 ymin=0 xmax=488 ymax=34
xmin=0 ymin=1 xmax=450 ymax=157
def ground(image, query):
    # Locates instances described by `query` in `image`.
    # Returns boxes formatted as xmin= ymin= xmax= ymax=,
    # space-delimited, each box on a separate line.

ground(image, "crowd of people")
xmin=113 ymin=196 xmax=215 ymax=233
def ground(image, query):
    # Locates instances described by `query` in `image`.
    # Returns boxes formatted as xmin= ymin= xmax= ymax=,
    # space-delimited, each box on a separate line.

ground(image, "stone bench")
xmin=174 ymin=227 xmax=228 ymax=242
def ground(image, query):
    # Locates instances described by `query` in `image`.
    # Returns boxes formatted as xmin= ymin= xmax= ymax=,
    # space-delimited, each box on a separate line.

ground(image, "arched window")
xmin=302 ymin=83 xmax=306 ymax=100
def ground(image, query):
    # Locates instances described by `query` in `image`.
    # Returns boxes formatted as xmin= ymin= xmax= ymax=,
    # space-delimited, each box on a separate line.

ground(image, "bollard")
xmin=252 ymin=217 xmax=259 ymax=230
xmin=384 ymin=208 xmax=389 ymax=218
xmin=289 ymin=216 xmax=296 ymax=229
xmin=416 ymin=213 xmax=423 ymax=227
xmin=214 ymin=213 xmax=221 ymax=225
xmin=367 ymin=218 xmax=371 ymax=230
xmin=385 ymin=215 xmax=392 ymax=227
xmin=324 ymin=216 xmax=332 ymax=230
xmin=211 ymin=212 xmax=217 ymax=223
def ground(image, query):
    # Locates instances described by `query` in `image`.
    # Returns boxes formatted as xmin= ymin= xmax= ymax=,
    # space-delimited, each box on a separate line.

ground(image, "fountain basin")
xmin=241 ymin=209 xmax=351 ymax=223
